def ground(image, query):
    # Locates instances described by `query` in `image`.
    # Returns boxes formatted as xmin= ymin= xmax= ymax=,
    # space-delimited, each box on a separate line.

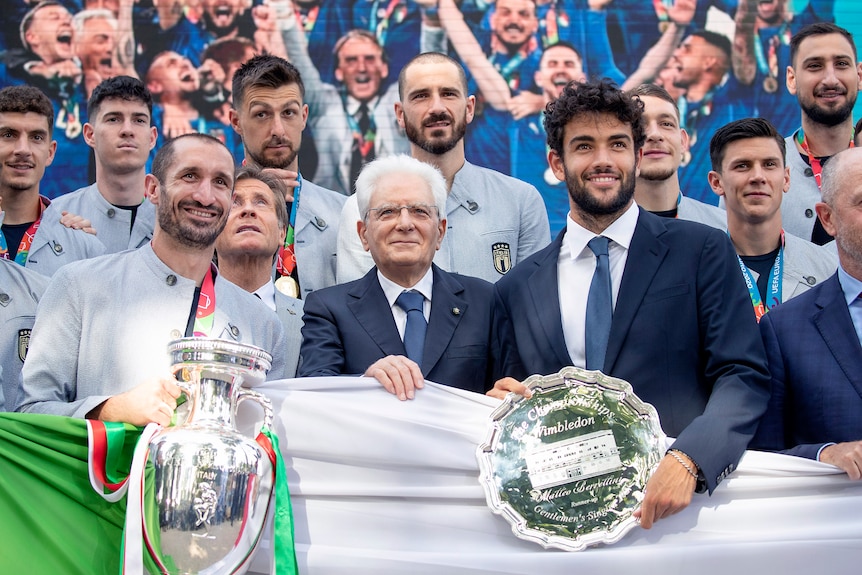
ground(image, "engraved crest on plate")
xmin=477 ymin=367 xmax=666 ymax=551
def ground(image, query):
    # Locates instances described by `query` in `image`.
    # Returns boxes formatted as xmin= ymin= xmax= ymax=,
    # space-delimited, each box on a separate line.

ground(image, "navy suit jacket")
xmin=752 ymin=273 xmax=862 ymax=460
xmin=299 ymin=264 xmax=494 ymax=393
xmin=494 ymin=208 xmax=770 ymax=493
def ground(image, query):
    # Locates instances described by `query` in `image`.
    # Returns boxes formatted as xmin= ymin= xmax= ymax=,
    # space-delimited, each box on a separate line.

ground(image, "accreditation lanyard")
xmin=490 ymin=51 xmax=526 ymax=91
xmin=295 ymin=4 xmax=320 ymax=34
xmin=369 ymin=0 xmax=403 ymax=46
xmin=345 ymin=101 xmax=376 ymax=160
xmin=276 ymin=175 xmax=301 ymax=278
xmin=541 ymin=1 xmax=568 ymax=46
xmin=796 ymin=128 xmax=855 ymax=189
xmin=0 ymin=197 xmax=46 ymax=265
xmin=192 ymin=264 xmax=218 ymax=337
xmin=677 ymin=90 xmax=715 ymax=152
xmin=753 ymin=23 xmax=790 ymax=78
xmin=734 ymin=231 xmax=785 ymax=322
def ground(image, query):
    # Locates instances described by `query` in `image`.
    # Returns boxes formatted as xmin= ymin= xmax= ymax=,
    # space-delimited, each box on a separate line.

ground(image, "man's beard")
xmin=565 ymin=166 xmax=637 ymax=217
xmin=801 ymin=97 xmax=855 ymax=127
xmin=158 ymin=193 xmax=227 ymax=249
xmin=245 ymin=139 xmax=298 ymax=170
xmin=204 ymin=12 xmax=240 ymax=37
xmin=638 ymin=164 xmax=676 ymax=182
xmin=404 ymin=112 xmax=466 ymax=155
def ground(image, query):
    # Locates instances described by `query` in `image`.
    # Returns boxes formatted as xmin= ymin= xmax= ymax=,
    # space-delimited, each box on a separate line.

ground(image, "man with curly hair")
xmin=490 ymin=79 xmax=770 ymax=529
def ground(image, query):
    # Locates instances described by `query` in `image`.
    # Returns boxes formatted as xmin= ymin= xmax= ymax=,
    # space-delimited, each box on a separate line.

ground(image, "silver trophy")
xmin=144 ymin=338 xmax=276 ymax=574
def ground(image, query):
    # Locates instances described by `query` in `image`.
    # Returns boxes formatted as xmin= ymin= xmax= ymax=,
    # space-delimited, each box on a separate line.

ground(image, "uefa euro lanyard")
xmin=277 ymin=174 xmax=301 ymax=280
xmin=734 ymin=230 xmax=785 ymax=322
xmin=192 ymin=264 xmax=218 ymax=337
xmin=796 ymin=128 xmax=855 ymax=189
xmin=753 ymin=22 xmax=791 ymax=93
xmin=369 ymin=0 xmax=405 ymax=46
xmin=0 ymin=197 xmax=47 ymax=265
xmin=295 ymin=3 xmax=320 ymax=33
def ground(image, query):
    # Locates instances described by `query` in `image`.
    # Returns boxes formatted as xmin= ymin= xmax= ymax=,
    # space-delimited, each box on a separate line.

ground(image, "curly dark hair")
xmin=0 ymin=85 xmax=54 ymax=134
xmin=543 ymin=79 xmax=645 ymax=157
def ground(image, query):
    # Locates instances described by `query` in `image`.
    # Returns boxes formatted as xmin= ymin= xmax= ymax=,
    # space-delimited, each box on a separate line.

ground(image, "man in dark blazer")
xmin=752 ymin=147 xmax=862 ymax=479
xmin=490 ymin=80 xmax=770 ymax=529
xmin=299 ymin=154 xmax=494 ymax=398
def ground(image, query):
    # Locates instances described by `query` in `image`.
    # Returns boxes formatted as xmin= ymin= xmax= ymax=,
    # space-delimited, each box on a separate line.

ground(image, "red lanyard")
xmin=0 ymin=197 xmax=47 ymax=265
xmin=796 ymin=128 xmax=855 ymax=190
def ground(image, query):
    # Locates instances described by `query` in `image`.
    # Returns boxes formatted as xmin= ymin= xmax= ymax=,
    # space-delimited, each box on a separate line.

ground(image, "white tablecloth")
xmin=243 ymin=377 xmax=862 ymax=574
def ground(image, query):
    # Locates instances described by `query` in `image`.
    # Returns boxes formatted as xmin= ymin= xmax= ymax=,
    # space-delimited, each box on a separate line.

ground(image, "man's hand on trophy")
xmin=486 ymin=377 xmax=533 ymax=401
xmin=633 ymin=453 xmax=697 ymax=529
xmin=364 ymin=355 xmax=425 ymax=401
xmin=90 ymin=377 xmax=183 ymax=426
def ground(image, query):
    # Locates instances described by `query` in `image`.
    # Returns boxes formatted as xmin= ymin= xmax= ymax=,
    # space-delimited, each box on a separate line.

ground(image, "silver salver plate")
xmin=477 ymin=367 xmax=666 ymax=551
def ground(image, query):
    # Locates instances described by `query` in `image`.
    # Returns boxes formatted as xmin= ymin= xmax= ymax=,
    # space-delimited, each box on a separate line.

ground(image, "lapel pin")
xmin=452 ymin=307 xmax=461 ymax=315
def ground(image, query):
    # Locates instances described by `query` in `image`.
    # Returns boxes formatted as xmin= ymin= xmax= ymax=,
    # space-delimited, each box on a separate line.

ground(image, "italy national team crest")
xmin=18 ymin=329 xmax=31 ymax=362
xmin=492 ymin=242 xmax=512 ymax=275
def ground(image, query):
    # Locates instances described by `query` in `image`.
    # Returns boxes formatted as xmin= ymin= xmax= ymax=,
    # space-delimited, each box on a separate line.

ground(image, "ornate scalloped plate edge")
xmin=477 ymin=366 xmax=666 ymax=551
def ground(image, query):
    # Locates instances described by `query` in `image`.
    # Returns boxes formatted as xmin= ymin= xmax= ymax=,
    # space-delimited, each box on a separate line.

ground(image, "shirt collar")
xmin=255 ymin=280 xmax=276 ymax=312
xmin=377 ymin=266 xmax=434 ymax=308
xmin=837 ymin=264 xmax=862 ymax=307
xmin=562 ymin=201 xmax=639 ymax=260
xmin=345 ymin=95 xmax=380 ymax=117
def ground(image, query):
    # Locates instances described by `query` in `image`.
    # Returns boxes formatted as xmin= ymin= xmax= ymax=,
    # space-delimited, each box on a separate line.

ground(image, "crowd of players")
xmin=0 ymin=0 xmax=847 ymax=213
xmin=1 ymin=1 xmax=861 ymax=532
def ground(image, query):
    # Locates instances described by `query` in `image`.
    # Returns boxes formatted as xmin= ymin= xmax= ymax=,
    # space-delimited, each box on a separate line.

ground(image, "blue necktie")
xmin=396 ymin=291 xmax=427 ymax=366
xmin=585 ymin=236 xmax=612 ymax=371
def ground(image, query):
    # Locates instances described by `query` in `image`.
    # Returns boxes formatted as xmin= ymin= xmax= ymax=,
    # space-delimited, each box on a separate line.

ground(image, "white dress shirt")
xmin=253 ymin=280 xmax=277 ymax=312
xmin=558 ymin=202 xmax=639 ymax=367
xmin=377 ymin=268 xmax=433 ymax=340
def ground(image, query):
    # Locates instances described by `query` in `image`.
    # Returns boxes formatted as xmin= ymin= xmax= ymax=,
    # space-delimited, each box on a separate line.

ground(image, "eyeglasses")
xmin=365 ymin=203 xmax=438 ymax=222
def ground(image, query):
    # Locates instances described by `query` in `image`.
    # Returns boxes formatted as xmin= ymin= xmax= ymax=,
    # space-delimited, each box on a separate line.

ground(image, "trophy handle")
xmin=236 ymin=388 xmax=274 ymax=434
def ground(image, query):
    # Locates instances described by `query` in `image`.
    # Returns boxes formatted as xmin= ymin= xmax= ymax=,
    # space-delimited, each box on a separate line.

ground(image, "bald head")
xmin=821 ymin=147 xmax=862 ymax=205
xmin=817 ymin=147 xmax=862 ymax=277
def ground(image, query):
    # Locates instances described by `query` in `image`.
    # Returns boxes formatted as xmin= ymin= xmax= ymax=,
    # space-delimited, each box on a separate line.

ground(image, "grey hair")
xmin=355 ymin=154 xmax=448 ymax=220
xmin=72 ymin=9 xmax=118 ymax=35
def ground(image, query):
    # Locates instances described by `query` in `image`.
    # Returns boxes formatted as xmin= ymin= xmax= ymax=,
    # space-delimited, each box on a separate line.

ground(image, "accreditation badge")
xmin=477 ymin=367 xmax=665 ymax=551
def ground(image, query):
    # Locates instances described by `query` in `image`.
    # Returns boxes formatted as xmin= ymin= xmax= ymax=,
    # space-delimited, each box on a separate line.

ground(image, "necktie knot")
xmin=588 ymin=236 xmax=609 ymax=258
xmin=396 ymin=290 xmax=425 ymax=313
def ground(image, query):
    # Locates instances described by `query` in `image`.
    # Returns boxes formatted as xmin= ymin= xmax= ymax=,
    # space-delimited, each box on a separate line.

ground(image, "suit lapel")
xmin=528 ymin=232 xmax=572 ymax=368
xmin=604 ymin=211 xmax=669 ymax=372
xmin=813 ymin=276 xmax=862 ymax=399
xmin=423 ymin=266 xmax=466 ymax=373
xmin=347 ymin=269 xmax=405 ymax=357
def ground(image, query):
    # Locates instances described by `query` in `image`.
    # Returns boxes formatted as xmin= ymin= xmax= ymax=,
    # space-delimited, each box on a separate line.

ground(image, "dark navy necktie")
xmin=396 ymin=290 xmax=426 ymax=366
xmin=585 ymin=236 xmax=612 ymax=371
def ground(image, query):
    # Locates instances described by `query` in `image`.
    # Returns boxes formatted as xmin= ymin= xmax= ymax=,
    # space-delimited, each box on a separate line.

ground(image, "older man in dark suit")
xmin=298 ymin=154 xmax=494 ymax=399
xmin=490 ymin=80 xmax=770 ymax=529
xmin=752 ymin=147 xmax=862 ymax=479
